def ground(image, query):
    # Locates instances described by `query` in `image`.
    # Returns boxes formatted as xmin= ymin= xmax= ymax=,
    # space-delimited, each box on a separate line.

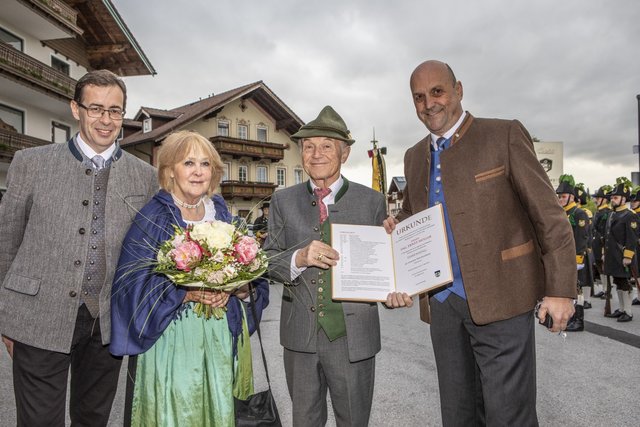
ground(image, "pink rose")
xmin=170 ymin=240 xmax=202 ymax=271
xmin=234 ymin=236 xmax=259 ymax=265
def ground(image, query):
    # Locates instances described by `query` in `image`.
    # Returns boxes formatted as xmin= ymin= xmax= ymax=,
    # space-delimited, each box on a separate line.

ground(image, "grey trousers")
xmin=283 ymin=330 xmax=375 ymax=427
xmin=430 ymin=294 xmax=538 ymax=427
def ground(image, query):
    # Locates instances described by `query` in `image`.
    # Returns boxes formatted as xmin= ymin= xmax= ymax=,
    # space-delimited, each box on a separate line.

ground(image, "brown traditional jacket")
xmin=399 ymin=114 xmax=577 ymax=324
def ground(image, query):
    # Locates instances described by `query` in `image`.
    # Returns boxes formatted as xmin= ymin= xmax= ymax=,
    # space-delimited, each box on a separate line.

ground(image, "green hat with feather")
xmin=555 ymin=174 xmax=575 ymax=195
xmin=592 ymin=184 xmax=612 ymax=199
xmin=611 ymin=176 xmax=632 ymax=198
xmin=574 ymin=182 xmax=589 ymax=205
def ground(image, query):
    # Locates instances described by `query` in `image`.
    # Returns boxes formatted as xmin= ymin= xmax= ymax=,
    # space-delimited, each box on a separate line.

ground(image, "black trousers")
xmin=12 ymin=304 xmax=122 ymax=427
xmin=430 ymin=294 xmax=538 ymax=427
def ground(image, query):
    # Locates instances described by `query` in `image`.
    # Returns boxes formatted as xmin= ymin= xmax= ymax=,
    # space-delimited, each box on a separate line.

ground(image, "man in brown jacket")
xmin=384 ymin=60 xmax=576 ymax=426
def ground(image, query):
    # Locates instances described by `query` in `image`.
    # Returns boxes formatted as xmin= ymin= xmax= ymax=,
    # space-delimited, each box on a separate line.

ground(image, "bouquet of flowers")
xmin=155 ymin=220 xmax=268 ymax=319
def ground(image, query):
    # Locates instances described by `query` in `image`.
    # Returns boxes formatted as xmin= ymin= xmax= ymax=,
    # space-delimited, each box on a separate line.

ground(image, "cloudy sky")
xmin=114 ymin=0 xmax=640 ymax=193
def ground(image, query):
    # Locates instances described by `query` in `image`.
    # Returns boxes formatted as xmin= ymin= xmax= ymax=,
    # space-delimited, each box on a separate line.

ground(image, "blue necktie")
xmin=436 ymin=137 xmax=447 ymax=151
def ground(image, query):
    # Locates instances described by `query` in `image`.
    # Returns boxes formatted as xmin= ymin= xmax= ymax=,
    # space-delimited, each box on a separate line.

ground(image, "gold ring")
xmin=317 ymin=253 xmax=324 ymax=261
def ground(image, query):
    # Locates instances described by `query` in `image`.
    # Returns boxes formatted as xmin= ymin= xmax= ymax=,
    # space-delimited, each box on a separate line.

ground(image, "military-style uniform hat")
xmin=574 ymin=182 xmax=589 ymax=205
xmin=629 ymin=186 xmax=640 ymax=202
xmin=555 ymin=174 xmax=575 ymax=195
xmin=610 ymin=177 xmax=632 ymax=199
xmin=291 ymin=105 xmax=355 ymax=145
xmin=592 ymin=185 xmax=612 ymax=199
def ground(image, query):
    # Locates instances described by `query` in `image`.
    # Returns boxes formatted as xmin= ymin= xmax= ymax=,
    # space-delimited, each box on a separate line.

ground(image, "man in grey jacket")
xmin=0 ymin=70 xmax=157 ymax=426
xmin=265 ymin=106 xmax=411 ymax=427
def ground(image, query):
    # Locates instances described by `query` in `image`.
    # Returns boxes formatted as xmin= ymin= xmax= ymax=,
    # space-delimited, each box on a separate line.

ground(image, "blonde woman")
xmin=110 ymin=130 xmax=269 ymax=426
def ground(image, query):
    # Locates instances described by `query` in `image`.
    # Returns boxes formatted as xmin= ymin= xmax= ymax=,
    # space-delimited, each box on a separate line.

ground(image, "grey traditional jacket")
xmin=265 ymin=179 xmax=387 ymax=362
xmin=0 ymin=138 xmax=157 ymax=353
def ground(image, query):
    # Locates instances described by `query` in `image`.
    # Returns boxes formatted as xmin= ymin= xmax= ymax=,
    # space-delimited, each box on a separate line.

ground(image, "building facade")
xmin=0 ymin=0 xmax=155 ymax=191
xmin=121 ymin=81 xmax=307 ymax=221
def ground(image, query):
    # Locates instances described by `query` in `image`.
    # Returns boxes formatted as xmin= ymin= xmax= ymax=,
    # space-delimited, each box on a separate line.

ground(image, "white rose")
xmin=206 ymin=270 xmax=225 ymax=284
xmin=222 ymin=264 xmax=237 ymax=279
xmin=190 ymin=221 xmax=235 ymax=250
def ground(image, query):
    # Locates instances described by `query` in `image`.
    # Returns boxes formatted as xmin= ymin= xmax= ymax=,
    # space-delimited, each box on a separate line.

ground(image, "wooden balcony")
xmin=219 ymin=181 xmax=277 ymax=200
xmin=210 ymin=136 xmax=285 ymax=162
xmin=0 ymin=128 xmax=52 ymax=162
xmin=0 ymin=42 xmax=76 ymax=102
xmin=23 ymin=0 xmax=81 ymax=30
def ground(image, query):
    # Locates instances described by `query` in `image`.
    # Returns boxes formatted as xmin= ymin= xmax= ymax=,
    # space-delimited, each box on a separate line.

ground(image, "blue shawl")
xmin=109 ymin=190 xmax=269 ymax=356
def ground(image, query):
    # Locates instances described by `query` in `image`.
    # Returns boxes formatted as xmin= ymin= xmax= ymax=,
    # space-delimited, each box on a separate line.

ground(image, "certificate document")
xmin=331 ymin=204 xmax=453 ymax=302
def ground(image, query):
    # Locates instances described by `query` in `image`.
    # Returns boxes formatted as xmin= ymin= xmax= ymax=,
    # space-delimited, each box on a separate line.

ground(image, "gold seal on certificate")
xmin=331 ymin=204 xmax=453 ymax=302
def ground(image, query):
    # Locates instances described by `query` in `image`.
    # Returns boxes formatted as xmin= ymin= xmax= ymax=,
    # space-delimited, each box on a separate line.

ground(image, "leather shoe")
xmin=617 ymin=312 xmax=633 ymax=322
xmin=593 ymin=291 xmax=605 ymax=298
xmin=605 ymin=309 xmax=623 ymax=318
xmin=583 ymin=301 xmax=592 ymax=309
xmin=632 ymin=298 xmax=640 ymax=306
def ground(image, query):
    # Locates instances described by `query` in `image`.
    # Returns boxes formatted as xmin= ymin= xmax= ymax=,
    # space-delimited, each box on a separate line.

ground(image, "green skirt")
xmin=131 ymin=303 xmax=253 ymax=427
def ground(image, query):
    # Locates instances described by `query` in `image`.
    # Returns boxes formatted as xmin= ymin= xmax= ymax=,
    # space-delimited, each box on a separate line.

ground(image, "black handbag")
xmin=235 ymin=285 xmax=282 ymax=426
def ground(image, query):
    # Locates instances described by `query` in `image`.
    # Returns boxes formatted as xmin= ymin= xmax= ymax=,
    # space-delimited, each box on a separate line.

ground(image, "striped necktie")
xmin=314 ymin=187 xmax=332 ymax=223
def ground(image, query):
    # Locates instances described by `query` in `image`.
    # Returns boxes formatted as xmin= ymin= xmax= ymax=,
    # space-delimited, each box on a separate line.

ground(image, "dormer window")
xmin=257 ymin=126 xmax=267 ymax=143
xmin=143 ymin=117 xmax=152 ymax=133
xmin=238 ymin=123 xmax=248 ymax=140
xmin=218 ymin=120 xmax=229 ymax=136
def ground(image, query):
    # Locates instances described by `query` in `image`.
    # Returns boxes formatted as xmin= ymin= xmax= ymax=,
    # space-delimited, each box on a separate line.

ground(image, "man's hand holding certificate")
xmin=331 ymin=204 xmax=453 ymax=302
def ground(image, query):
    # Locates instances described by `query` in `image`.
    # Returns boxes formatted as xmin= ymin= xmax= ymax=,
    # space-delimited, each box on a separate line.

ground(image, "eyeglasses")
xmin=76 ymin=102 xmax=125 ymax=120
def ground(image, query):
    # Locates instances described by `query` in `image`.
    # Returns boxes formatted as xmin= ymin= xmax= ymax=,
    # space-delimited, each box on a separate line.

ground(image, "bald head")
xmin=409 ymin=60 xmax=463 ymax=135
xmin=410 ymin=60 xmax=457 ymax=88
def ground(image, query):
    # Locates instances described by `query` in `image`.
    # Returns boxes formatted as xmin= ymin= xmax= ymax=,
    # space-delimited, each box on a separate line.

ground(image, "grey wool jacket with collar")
xmin=265 ymin=178 xmax=387 ymax=362
xmin=0 ymin=138 xmax=158 ymax=353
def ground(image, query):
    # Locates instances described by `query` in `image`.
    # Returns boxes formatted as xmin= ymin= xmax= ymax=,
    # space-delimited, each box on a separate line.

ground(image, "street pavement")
xmin=1 ymin=285 xmax=639 ymax=426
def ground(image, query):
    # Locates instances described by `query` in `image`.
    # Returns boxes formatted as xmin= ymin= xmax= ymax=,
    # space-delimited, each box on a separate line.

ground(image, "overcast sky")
xmin=114 ymin=0 xmax=640 ymax=193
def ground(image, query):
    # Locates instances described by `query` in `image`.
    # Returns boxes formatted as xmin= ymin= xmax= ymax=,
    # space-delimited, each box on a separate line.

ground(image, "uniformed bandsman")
xmin=628 ymin=186 xmax=640 ymax=306
xmin=556 ymin=174 xmax=589 ymax=331
xmin=603 ymin=178 xmax=637 ymax=322
xmin=576 ymin=183 xmax=595 ymax=309
xmin=591 ymin=185 xmax=612 ymax=298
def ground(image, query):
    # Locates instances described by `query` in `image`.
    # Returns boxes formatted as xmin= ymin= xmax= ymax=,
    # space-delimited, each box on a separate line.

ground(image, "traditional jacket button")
xmin=74 ymin=260 xmax=81 ymax=266
xmin=82 ymin=200 xmax=89 ymax=206
xmin=69 ymin=291 xmax=77 ymax=297
xmin=85 ymin=169 xmax=92 ymax=175
xmin=310 ymin=306 xmax=316 ymax=312
xmin=311 ymin=280 xmax=316 ymax=284
xmin=313 ymin=227 xmax=319 ymax=232
xmin=318 ymin=279 xmax=324 ymax=284
xmin=311 ymin=201 xmax=317 ymax=206
xmin=78 ymin=228 xmax=85 ymax=235
xmin=318 ymin=287 xmax=324 ymax=293
xmin=318 ymin=312 xmax=325 ymax=318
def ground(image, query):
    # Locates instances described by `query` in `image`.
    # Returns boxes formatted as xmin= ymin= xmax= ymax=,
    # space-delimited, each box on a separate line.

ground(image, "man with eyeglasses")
xmin=0 ymin=69 xmax=157 ymax=426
